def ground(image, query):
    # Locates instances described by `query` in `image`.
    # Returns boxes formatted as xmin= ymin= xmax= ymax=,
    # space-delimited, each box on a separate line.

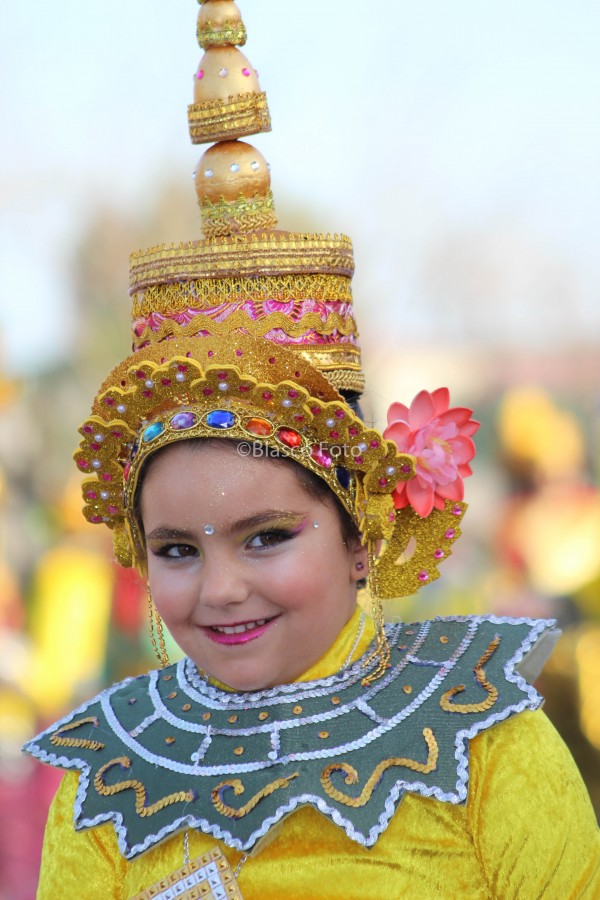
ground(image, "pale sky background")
xmin=1 ymin=0 xmax=599 ymax=374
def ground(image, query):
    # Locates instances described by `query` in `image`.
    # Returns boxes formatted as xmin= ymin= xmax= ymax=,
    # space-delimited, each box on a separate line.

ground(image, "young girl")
xmin=25 ymin=2 xmax=599 ymax=897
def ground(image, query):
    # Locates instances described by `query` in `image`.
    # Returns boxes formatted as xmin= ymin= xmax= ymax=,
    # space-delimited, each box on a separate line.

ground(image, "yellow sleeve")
xmin=37 ymin=771 xmax=126 ymax=900
xmin=468 ymin=710 xmax=600 ymax=898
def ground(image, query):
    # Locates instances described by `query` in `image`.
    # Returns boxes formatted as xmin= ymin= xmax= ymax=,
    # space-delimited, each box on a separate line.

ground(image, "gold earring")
xmin=361 ymin=544 xmax=391 ymax=687
xmin=147 ymin=585 xmax=170 ymax=668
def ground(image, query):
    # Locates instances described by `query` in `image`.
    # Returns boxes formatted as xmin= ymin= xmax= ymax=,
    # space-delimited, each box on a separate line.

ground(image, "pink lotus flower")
xmin=384 ymin=388 xmax=479 ymax=518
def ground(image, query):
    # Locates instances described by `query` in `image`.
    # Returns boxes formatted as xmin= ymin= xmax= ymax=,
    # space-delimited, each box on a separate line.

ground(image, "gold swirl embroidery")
xmin=50 ymin=717 xmax=105 ymax=752
xmin=440 ymin=635 xmax=501 ymax=714
xmin=94 ymin=757 xmax=195 ymax=818
xmin=131 ymin=274 xmax=353 ymax=317
xmin=211 ymin=773 xmax=299 ymax=820
xmin=320 ymin=728 xmax=439 ymax=808
xmin=197 ymin=20 xmax=247 ymax=49
xmin=133 ymin=311 xmax=358 ymax=347
xmin=199 ymin=191 xmax=277 ymax=238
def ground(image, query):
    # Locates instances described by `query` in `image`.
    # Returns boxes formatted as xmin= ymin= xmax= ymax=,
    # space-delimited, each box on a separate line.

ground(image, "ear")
xmin=349 ymin=540 xmax=369 ymax=584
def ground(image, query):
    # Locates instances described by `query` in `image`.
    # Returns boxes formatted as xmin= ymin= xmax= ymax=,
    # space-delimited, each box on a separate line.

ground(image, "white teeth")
xmin=212 ymin=619 xmax=268 ymax=634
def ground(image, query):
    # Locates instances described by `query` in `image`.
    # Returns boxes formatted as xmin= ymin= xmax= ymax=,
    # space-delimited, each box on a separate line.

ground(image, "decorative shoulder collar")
xmin=24 ymin=615 xmax=557 ymax=860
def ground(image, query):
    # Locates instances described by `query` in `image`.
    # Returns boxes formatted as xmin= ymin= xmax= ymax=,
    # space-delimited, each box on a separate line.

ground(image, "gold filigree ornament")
xmin=130 ymin=273 xmax=354 ymax=317
xmin=196 ymin=0 xmax=247 ymax=51
xmin=49 ymin=717 xmax=105 ymax=752
xmin=74 ymin=334 xmax=415 ymax=572
xmin=211 ymin=773 xmax=299 ymax=820
xmin=440 ymin=636 xmax=501 ymax=714
xmin=94 ymin=757 xmax=196 ymax=818
xmin=189 ymin=92 xmax=271 ymax=144
xmin=320 ymin=727 xmax=439 ymax=808
xmin=199 ymin=189 xmax=278 ymax=238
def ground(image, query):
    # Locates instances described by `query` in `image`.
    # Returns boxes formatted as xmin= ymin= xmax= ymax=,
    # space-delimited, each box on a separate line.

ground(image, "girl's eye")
xmin=153 ymin=544 xmax=198 ymax=559
xmin=246 ymin=529 xmax=294 ymax=550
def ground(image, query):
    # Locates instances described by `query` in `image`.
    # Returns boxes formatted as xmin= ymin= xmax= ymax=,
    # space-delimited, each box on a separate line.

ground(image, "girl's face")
xmin=140 ymin=442 xmax=366 ymax=691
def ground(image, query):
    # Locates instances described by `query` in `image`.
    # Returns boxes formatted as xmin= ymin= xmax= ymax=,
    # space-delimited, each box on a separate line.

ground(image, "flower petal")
xmin=462 ymin=420 xmax=480 ymax=437
xmin=436 ymin=479 xmax=464 ymax=501
xmin=391 ymin=484 xmax=409 ymax=509
xmin=407 ymin=477 xmax=435 ymax=517
xmin=383 ymin=421 xmax=411 ymax=449
xmin=431 ymin=387 xmax=450 ymax=415
xmin=387 ymin=402 xmax=410 ymax=426
xmin=409 ymin=390 xmax=435 ymax=429
xmin=438 ymin=406 xmax=473 ymax=428
xmin=449 ymin=435 xmax=476 ymax=465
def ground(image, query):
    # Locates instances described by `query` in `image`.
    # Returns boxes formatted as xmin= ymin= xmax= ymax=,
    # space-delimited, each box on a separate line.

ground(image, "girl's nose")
xmin=198 ymin=554 xmax=250 ymax=610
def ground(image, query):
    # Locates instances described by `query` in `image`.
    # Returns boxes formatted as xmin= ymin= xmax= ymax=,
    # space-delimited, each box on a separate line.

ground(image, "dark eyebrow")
xmin=145 ymin=512 xmax=304 ymax=543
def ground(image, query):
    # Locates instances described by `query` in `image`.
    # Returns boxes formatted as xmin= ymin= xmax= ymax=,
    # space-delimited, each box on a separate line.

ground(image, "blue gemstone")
xmin=336 ymin=466 xmax=351 ymax=489
xmin=206 ymin=410 xmax=236 ymax=430
xmin=142 ymin=422 xmax=165 ymax=443
xmin=171 ymin=412 xmax=198 ymax=431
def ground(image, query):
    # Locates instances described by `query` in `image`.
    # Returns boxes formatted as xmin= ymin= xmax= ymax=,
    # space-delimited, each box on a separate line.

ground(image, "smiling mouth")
xmin=201 ymin=616 xmax=278 ymax=645
xmin=210 ymin=619 xmax=269 ymax=635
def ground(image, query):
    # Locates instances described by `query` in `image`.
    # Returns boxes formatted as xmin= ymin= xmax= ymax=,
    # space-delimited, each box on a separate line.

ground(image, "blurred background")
xmin=1 ymin=1 xmax=599 ymax=895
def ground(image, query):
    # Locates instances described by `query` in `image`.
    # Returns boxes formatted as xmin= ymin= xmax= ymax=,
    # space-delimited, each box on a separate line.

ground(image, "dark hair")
xmin=133 ymin=437 xmax=361 ymax=550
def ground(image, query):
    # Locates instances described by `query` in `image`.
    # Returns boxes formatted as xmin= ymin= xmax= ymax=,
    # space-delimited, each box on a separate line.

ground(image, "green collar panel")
xmin=24 ymin=615 xmax=556 ymax=860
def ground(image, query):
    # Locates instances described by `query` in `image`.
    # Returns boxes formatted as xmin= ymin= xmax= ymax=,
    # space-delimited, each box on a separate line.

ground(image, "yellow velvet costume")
xmin=36 ymin=610 xmax=600 ymax=899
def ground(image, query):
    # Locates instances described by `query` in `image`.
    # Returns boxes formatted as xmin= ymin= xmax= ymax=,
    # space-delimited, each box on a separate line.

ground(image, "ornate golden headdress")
xmin=75 ymin=0 xmax=478 ymax=681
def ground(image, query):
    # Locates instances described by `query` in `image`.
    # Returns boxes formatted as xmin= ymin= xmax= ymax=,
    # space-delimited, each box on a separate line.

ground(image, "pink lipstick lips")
xmin=201 ymin=616 xmax=277 ymax=646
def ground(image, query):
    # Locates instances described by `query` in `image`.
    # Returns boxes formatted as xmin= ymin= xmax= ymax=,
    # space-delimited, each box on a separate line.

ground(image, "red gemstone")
xmin=239 ymin=385 xmax=251 ymax=392
xmin=288 ymin=390 xmax=299 ymax=399
xmin=262 ymin=391 xmax=273 ymax=400
xmin=91 ymin=443 xmax=101 ymax=451
xmin=268 ymin=357 xmax=276 ymax=364
xmin=217 ymin=372 xmax=227 ymax=380
xmin=123 ymin=463 xmax=131 ymax=481
xmin=143 ymin=390 xmax=153 ymax=398
xmin=111 ymin=430 xmax=123 ymax=438
xmin=235 ymin=349 xmax=243 ymax=357
xmin=161 ymin=378 xmax=172 ymax=386
xmin=136 ymin=370 xmax=146 ymax=379
xmin=104 ymin=397 xmax=115 ymax=406
xmin=177 ymin=365 xmax=188 ymax=372
xmin=277 ymin=428 xmax=302 ymax=449
xmin=101 ymin=474 xmax=113 ymax=482
xmin=334 ymin=409 xmax=345 ymax=419
xmin=107 ymin=506 xmax=119 ymax=516
xmin=83 ymin=425 xmax=93 ymax=434
xmin=354 ymin=456 xmax=364 ymax=465
xmin=379 ymin=477 xmax=388 ymax=486
xmin=329 ymin=431 xmax=339 ymax=440
xmin=370 ymin=440 xmax=380 ymax=449
xmin=203 ymin=388 xmax=214 ymax=396
xmin=311 ymin=406 xmax=321 ymax=415
xmin=86 ymin=491 xmax=98 ymax=500
xmin=349 ymin=426 xmax=359 ymax=436
xmin=77 ymin=460 xmax=89 ymax=469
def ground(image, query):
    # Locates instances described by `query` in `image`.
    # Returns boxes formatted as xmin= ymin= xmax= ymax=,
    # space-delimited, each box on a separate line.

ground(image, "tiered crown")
xmin=129 ymin=0 xmax=364 ymax=395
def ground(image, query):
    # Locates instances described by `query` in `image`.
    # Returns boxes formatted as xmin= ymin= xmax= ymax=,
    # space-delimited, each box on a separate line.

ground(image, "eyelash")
xmin=151 ymin=528 xmax=296 ymax=560
xmin=153 ymin=544 xmax=197 ymax=560
xmin=246 ymin=528 xmax=296 ymax=550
